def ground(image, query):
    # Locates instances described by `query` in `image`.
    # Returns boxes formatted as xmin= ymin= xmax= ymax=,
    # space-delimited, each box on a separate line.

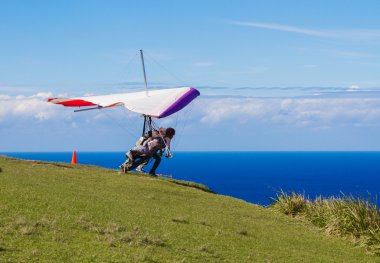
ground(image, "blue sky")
xmin=1 ymin=0 xmax=380 ymax=151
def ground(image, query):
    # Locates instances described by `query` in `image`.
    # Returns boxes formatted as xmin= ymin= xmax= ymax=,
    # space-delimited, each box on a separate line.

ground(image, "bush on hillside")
xmin=271 ymin=191 xmax=380 ymax=255
xmin=270 ymin=190 xmax=307 ymax=216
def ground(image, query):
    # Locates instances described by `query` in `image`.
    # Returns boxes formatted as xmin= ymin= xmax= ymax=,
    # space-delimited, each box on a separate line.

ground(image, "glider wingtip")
xmin=158 ymin=87 xmax=200 ymax=118
xmin=189 ymin=87 xmax=200 ymax=96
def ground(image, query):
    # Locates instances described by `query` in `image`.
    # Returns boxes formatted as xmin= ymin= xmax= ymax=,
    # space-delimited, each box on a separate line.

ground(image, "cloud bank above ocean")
xmin=1 ymin=86 xmax=379 ymax=151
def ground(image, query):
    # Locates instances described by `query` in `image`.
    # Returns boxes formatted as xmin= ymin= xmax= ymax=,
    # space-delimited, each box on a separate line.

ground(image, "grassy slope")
xmin=0 ymin=156 xmax=377 ymax=262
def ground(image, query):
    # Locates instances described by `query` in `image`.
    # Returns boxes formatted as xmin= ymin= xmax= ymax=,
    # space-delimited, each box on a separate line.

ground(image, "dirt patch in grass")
xmin=172 ymin=218 xmax=190 ymax=224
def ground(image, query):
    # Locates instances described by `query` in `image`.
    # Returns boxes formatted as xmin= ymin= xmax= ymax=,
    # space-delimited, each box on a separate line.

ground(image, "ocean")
xmin=2 ymin=152 xmax=380 ymax=206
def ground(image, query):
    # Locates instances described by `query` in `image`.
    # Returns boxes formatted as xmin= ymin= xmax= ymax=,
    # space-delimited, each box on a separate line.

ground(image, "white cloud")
xmin=347 ymin=85 xmax=360 ymax=92
xmin=2 ymin=91 xmax=380 ymax=136
xmin=228 ymin=21 xmax=380 ymax=41
xmin=0 ymin=92 xmax=145 ymax=145
xmin=229 ymin=21 xmax=331 ymax=37
xmin=32 ymin=92 xmax=54 ymax=99
xmin=0 ymin=94 xmax=59 ymax=122
xmin=198 ymin=96 xmax=380 ymax=128
xmin=2 ymin=91 xmax=380 ymax=151
xmin=0 ymin=94 xmax=11 ymax=100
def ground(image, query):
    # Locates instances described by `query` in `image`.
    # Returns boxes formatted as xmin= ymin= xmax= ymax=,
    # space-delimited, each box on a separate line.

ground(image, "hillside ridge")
xmin=0 ymin=156 xmax=377 ymax=262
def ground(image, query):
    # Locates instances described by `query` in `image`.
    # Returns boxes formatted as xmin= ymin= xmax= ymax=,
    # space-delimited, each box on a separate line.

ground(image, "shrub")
xmin=271 ymin=191 xmax=380 ymax=254
xmin=270 ymin=190 xmax=307 ymax=216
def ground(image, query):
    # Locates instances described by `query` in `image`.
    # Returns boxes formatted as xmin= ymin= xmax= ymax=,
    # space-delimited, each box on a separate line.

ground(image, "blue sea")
xmin=2 ymin=152 xmax=380 ymax=206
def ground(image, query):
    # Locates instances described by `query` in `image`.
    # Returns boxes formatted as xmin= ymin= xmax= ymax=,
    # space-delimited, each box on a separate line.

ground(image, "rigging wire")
xmin=142 ymin=51 xmax=195 ymax=152
xmin=171 ymin=102 xmax=194 ymax=151
xmin=173 ymin=111 xmax=180 ymax=133
xmin=144 ymin=51 xmax=187 ymax=87
xmin=97 ymin=52 xmax=142 ymax=140
xmin=121 ymin=106 xmax=142 ymax=136
xmin=123 ymin=52 xmax=139 ymax=78
xmin=100 ymin=51 xmax=195 ymax=153
xmin=150 ymin=119 xmax=171 ymax=156
xmin=169 ymin=112 xmax=181 ymax=152
xmin=98 ymin=107 xmax=137 ymax=139
xmin=100 ymin=52 xmax=140 ymax=94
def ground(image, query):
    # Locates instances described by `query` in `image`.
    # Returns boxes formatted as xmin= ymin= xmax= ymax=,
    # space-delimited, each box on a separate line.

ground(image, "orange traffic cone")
xmin=71 ymin=151 xmax=77 ymax=164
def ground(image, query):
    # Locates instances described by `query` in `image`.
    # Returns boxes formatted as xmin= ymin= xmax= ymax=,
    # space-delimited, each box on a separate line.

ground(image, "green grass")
xmin=271 ymin=191 xmax=380 ymax=255
xmin=0 ymin=156 xmax=378 ymax=262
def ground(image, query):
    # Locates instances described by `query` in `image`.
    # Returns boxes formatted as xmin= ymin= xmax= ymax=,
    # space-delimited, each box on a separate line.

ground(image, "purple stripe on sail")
xmin=158 ymin=88 xmax=200 ymax=118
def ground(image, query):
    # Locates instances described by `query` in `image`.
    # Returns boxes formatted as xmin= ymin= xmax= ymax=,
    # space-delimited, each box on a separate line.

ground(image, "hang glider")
xmin=48 ymin=86 xmax=200 ymax=118
xmin=47 ymin=50 xmax=199 ymax=162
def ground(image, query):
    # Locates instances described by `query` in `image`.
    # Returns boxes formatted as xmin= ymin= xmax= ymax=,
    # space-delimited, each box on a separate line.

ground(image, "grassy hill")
xmin=0 ymin=156 xmax=377 ymax=262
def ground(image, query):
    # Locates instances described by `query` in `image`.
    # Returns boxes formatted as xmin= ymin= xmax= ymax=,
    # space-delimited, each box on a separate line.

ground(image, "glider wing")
xmin=48 ymin=87 xmax=200 ymax=118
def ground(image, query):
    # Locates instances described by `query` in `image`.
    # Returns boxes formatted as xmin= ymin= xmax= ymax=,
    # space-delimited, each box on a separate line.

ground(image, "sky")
xmin=1 ymin=0 xmax=380 ymax=151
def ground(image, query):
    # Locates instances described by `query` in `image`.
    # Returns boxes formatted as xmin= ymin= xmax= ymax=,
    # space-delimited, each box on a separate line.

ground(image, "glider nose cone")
xmin=47 ymin=98 xmax=62 ymax=104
